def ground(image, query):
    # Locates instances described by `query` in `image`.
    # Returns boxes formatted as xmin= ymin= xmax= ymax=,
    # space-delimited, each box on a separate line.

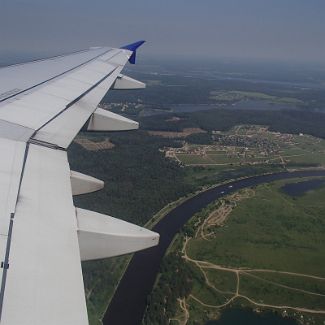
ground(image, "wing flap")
xmin=0 ymin=49 xmax=128 ymax=140
xmin=0 ymin=42 xmax=156 ymax=325
xmin=0 ymin=138 xmax=26 ymax=321
xmin=33 ymin=66 xmax=124 ymax=148
xmin=0 ymin=144 xmax=88 ymax=325
xmin=0 ymin=93 xmax=69 ymax=129
xmin=0 ymin=139 xmax=26 ymax=235
xmin=0 ymin=234 xmax=7 ymax=299
xmin=0 ymin=120 xmax=34 ymax=142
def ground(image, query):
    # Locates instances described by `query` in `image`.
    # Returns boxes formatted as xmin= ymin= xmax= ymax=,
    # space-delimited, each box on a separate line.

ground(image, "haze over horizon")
xmin=1 ymin=0 xmax=325 ymax=64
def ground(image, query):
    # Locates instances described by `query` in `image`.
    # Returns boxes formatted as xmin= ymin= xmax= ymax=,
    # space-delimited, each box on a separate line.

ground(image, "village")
xmin=163 ymin=125 xmax=323 ymax=168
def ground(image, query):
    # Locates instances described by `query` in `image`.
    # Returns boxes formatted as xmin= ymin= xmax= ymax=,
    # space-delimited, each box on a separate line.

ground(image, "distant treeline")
xmin=140 ymin=109 xmax=325 ymax=139
xmin=104 ymin=70 xmax=325 ymax=110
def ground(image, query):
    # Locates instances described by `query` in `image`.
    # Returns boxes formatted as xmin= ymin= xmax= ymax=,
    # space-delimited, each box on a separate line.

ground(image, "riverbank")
xmin=103 ymin=169 xmax=325 ymax=325
xmin=182 ymin=175 xmax=325 ymax=324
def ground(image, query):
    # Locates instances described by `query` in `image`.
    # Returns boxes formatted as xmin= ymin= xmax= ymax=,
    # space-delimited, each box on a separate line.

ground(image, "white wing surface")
xmin=0 ymin=41 xmax=159 ymax=325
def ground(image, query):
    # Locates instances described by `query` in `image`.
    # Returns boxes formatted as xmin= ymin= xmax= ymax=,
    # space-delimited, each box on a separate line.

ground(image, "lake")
xmin=140 ymin=100 xmax=302 ymax=117
xmin=206 ymin=308 xmax=298 ymax=325
xmin=281 ymin=178 xmax=325 ymax=197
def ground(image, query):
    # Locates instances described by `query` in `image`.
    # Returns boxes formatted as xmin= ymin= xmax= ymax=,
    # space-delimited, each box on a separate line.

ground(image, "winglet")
xmin=121 ymin=40 xmax=146 ymax=52
xmin=120 ymin=40 xmax=146 ymax=64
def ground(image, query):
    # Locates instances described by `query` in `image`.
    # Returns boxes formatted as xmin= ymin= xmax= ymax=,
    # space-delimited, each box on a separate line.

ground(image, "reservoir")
xmin=281 ymin=178 xmax=325 ymax=197
xmin=103 ymin=170 xmax=325 ymax=325
xmin=140 ymin=100 xmax=303 ymax=117
xmin=206 ymin=308 xmax=299 ymax=325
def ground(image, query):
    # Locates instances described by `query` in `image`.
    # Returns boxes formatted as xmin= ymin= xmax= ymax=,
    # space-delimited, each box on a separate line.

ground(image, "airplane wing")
xmin=0 ymin=41 xmax=159 ymax=325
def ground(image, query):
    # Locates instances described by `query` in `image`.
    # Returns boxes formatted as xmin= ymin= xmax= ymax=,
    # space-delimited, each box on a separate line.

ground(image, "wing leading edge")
xmin=0 ymin=42 xmax=159 ymax=325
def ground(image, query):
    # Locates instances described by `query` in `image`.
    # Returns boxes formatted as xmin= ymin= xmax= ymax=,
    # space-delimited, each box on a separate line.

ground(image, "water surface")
xmin=206 ymin=308 xmax=298 ymax=325
xmin=281 ymin=179 xmax=325 ymax=196
xmin=141 ymin=100 xmax=301 ymax=117
xmin=103 ymin=170 xmax=325 ymax=325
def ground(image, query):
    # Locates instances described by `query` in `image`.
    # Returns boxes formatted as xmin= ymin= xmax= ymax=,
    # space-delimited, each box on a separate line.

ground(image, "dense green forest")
xmin=69 ymin=131 xmax=191 ymax=225
xmin=68 ymin=131 xmax=196 ymax=321
xmin=67 ymin=59 xmax=325 ymax=323
xmin=140 ymin=109 xmax=325 ymax=139
xmin=68 ymin=128 xmax=283 ymax=322
xmin=105 ymin=67 xmax=325 ymax=110
xmin=186 ymin=132 xmax=213 ymax=144
xmin=143 ymin=252 xmax=194 ymax=325
xmin=68 ymin=105 xmax=324 ymax=322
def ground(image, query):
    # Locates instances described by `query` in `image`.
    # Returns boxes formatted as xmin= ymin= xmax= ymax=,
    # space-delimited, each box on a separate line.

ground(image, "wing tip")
xmin=120 ymin=40 xmax=146 ymax=64
xmin=120 ymin=40 xmax=146 ymax=51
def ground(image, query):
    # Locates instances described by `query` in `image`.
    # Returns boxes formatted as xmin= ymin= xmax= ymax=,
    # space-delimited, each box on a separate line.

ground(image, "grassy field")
xmin=183 ymin=164 xmax=284 ymax=190
xmin=188 ymin=178 xmax=325 ymax=274
xmin=182 ymin=177 xmax=325 ymax=324
xmin=240 ymin=273 xmax=325 ymax=310
xmin=83 ymin=256 xmax=131 ymax=325
xmin=205 ymin=269 xmax=237 ymax=293
xmin=209 ymin=90 xmax=303 ymax=105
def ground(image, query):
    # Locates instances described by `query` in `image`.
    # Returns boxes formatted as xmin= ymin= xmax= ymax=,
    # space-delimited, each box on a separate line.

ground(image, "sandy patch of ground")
xmin=148 ymin=128 xmax=206 ymax=138
xmin=165 ymin=116 xmax=183 ymax=122
xmin=74 ymin=137 xmax=115 ymax=151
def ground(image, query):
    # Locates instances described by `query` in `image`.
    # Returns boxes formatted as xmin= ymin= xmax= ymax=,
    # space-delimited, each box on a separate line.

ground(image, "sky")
xmin=1 ymin=0 xmax=325 ymax=63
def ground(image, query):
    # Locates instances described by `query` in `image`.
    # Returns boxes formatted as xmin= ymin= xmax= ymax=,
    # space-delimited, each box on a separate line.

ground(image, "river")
xmin=140 ymin=100 xmax=301 ymax=117
xmin=103 ymin=170 xmax=325 ymax=325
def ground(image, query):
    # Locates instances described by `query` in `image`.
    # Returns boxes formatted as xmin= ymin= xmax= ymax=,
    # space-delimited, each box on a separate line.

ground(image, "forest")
xmin=143 ymin=252 xmax=194 ymax=325
xmin=70 ymin=66 xmax=325 ymax=322
xmin=69 ymin=131 xmax=191 ymax=225
xmin=140 ymin=108 xmax=325 ymax=139
xmin=68 ymin=131 xmax=196 ymax=321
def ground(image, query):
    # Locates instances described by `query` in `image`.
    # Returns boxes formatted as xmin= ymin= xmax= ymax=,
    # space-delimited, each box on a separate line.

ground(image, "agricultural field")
xmin=166 ymin=125 xmax=325 ymax=169
xmin=209 ymin=90 xmax=304 ymax=105
xmin=178 ymin=177 xmax=325 ymax=324
xmin=74 ymin=136 xmax=115 ymax=151
xmin=148 ymin=127 xmax=206 ymax=138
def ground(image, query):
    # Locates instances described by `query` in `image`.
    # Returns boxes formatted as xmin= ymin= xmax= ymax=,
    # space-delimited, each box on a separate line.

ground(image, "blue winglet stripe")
xmin=128 ymin=51 xmax=136 ymax=64
xmin=121 ymin=40 xmax=145 ymax=52
xmin=120 ymin=40 xmax=145 ymax=64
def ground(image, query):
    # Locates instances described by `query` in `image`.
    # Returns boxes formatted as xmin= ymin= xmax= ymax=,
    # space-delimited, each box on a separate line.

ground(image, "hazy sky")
xmin=1 ymin=0 xmax=325 ymax=63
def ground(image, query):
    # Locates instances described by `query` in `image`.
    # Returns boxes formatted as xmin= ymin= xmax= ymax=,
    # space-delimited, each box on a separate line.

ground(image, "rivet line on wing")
xmin=0 ymin=48 xmax=114 ymax=104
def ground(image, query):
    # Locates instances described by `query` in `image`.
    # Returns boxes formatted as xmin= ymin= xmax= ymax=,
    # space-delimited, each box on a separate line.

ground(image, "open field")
xmin=148 ymin=127 xmax=206 ymax=138
xmin=83 ymin=255 xmax=131 ymax=325
xmin=209 ymin=90 xmax=304 ymax=105
xmin=179 ymin=177 xmax=325 ymax=324
xmin=74 ymin=136 xmax=115 ymax=151
xmin=187 ymin=178 xmax=325 ymax=274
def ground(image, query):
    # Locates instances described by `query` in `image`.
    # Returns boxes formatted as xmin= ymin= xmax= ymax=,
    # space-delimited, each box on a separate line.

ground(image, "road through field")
xmin=103 ymin=169 xmax=325 ymax=325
